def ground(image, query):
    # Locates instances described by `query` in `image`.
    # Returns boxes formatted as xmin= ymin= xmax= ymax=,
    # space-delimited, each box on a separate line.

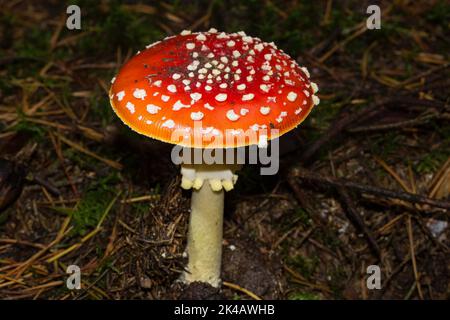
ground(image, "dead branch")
xmin=290 ymin=167 xmax=450 ymax=210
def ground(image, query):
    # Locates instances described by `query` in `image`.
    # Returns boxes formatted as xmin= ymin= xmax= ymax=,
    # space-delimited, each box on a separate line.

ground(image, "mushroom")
xmin=109 ymin=29 xmax=319 ymax=288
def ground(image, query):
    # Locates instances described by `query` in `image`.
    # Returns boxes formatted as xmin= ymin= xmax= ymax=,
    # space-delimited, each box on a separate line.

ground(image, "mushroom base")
xmin=182 ymin=181 xmax=224 ymax=287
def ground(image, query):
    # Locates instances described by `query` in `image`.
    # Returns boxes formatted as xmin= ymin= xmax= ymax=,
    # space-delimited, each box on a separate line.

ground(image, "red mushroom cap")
xmin=109 ymin=29 xmax=319 ymax=148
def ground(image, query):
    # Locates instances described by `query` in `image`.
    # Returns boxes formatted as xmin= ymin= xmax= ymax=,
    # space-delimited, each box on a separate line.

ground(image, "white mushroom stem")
xmin=180 ymin=164 xmax=239 ymax=287
xmin=185 ymin=182 xmax=224 ymax=287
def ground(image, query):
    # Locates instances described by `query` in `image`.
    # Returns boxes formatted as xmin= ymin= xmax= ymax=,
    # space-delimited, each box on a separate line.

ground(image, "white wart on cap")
xmin=109 ymin=30 xmax=319 ymax=148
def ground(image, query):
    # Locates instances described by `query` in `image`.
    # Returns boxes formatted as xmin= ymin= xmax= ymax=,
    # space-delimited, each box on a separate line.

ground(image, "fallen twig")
xmin=348 ymin=112 xmax=438 ymax=133
xmin=290 ymin=167 xmax=450 ymax=210
xmin=337 ymin=187 xmax=381 ymax=259
xmin=222 ymin=281 xmax=262 ymax=300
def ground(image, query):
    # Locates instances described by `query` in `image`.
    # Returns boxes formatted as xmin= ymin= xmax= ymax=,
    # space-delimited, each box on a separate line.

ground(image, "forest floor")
xmin=0 ymin=0 xmax=449 ymax=299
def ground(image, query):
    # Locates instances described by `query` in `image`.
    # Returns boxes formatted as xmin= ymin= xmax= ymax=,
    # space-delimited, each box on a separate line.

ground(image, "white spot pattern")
xmin=111 ymin=30 xmax=319 ymax=144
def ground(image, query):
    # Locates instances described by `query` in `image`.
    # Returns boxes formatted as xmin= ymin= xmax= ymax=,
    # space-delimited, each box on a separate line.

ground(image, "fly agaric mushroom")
xmin=109 ymin=29 xmax=319 ymax=287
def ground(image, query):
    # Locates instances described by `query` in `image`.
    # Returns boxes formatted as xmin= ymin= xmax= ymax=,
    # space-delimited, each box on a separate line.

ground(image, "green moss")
xmin=130 ymin=202 xmax=150 ymax=216
xmin=12 ymin=119 xmax=46 ymax=140
xmin=416 ymin=148 xmax=450 ymax=174
xmin=73 ymin=0 xmax=163 ymax=56
xmin=369 ymin=132 xmax=403 ymax=158
xmin=14 ymin=27 xmax=52 ymax=58
xmin=88 ymin=88 xmax=114 ymax=125
xmin=289 ymin=292 xmax=320 ymax=300
xmin=295 ymin=207 xmax=312 ymax=227
xmin=69 ymin=173 xmax=120 ymax=236
xmin=415 ymin=122 xmax=450 ymax=173
xmin=62 ymin=147 xmax=99 ymax=169
xmin=426 ymin=0 xmax=450 ymax=26
xmin=287 ymin=255 xmax=320 ymax=280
